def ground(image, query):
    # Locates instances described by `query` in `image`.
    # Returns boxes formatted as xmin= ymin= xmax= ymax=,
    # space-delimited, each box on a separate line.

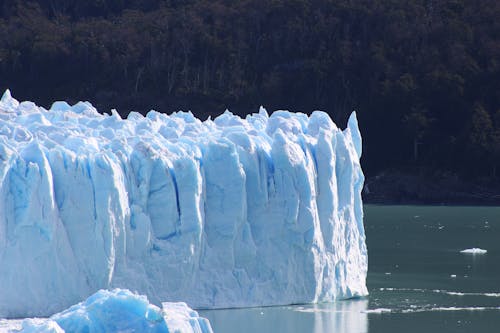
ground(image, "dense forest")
xmin=0 ymin=0 xmax=499 ymax=186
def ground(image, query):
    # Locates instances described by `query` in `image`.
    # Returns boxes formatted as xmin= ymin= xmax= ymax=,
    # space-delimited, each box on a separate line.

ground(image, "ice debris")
xmin=460 ymin=248 xmax=487 ymax=254
xmin=18 ymin=289 xmax=212 ymax=333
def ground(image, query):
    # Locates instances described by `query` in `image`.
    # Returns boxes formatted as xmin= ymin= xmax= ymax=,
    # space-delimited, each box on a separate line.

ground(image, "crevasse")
xmin=0 ymin=90 xmax=367 ymax=318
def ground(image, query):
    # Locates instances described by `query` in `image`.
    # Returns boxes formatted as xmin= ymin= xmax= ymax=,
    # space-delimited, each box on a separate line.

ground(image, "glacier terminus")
xmin=0 ymin=90 xmax=367 ymax=318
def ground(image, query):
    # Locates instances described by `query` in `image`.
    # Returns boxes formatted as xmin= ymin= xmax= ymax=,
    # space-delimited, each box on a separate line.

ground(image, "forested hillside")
xmin=0 ymin=0 xmax=499 ymax=182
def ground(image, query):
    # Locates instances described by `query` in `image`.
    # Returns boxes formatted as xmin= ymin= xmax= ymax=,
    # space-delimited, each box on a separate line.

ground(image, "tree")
xmin=468 ymin=103 xmax=496 ymax=176
xmin=492 ymin=109 xmax=500 ymax=177
xmin=403 ymin=107 xmax=433 ymax=162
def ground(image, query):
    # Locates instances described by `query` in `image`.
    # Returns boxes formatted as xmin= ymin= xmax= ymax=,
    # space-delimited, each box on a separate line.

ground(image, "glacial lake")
xmin=200 ymin=205 xmax=500 ymax=333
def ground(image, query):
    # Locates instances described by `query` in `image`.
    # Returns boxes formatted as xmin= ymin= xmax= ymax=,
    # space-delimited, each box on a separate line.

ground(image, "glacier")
xmin=0 ymin=90 xmax=367 ymax=318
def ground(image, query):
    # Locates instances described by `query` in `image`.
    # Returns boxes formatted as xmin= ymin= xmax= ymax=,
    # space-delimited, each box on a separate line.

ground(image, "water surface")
xmin=201 ymin=205 xmax=500 ymax=333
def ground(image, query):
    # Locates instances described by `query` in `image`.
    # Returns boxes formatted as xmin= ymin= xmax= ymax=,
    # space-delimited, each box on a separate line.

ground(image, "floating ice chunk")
xmin=362 ymin=308 xmax=392 ymax=314
xmin=162 ymin=302 xmax=213 ymax=333
xmin=410 ymin=306 xmax=500 ymax=312
xmin=19 ymin=289 xmax=213 ymax=333
xmin=460 ymin=248 xmax=487 ymax=254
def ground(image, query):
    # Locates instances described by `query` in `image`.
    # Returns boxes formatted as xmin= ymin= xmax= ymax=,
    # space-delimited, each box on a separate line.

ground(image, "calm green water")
xmin=200 ymin=205 xmax=500 ymax=333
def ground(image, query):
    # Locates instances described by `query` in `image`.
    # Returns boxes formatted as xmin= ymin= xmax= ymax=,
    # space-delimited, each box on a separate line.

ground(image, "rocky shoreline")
xmin=363 ymin=170 xmax=500 ymax=206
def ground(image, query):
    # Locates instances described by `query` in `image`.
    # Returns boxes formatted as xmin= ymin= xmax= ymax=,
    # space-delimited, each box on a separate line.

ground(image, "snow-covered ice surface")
xmin=3 ymin=289 xmax=212 ymax=332
xmin=460 ymin=248 xmax=487 ymax=254
xmin=0 ymin=90 xmax=367 ymax=318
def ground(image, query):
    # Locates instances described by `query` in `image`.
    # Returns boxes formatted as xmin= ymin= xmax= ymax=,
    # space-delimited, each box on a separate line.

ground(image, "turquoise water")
xmin=200 ymin=205 xmax=500 ymax=333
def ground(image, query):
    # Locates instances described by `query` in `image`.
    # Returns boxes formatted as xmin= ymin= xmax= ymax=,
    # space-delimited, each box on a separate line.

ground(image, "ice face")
xmin=0 ymin=91 xmax=367 ymax=317
xmin=19 ymin=289 xmax=213 ymax=333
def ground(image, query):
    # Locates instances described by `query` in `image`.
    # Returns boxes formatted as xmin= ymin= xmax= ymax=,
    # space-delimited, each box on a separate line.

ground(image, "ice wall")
xmin=0 ymin=90 xmax=367 ymax=317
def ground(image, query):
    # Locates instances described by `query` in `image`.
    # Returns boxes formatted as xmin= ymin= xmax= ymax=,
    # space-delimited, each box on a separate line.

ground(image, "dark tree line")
xmin=0 ymin=0 xmax=499 ymax=179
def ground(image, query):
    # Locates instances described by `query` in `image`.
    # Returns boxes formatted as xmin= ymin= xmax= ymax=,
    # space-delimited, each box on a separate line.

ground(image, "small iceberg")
xmin=18 ymin=289 xmax=213 ymax=333
xmin=362 ymin=308 xmax=392 ymax=314
xmin=460 ymin=248 xmax=487 ymax=254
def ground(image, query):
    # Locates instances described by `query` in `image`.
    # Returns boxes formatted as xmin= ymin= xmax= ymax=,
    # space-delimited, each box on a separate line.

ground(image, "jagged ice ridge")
xmin=0 ymin=90 xmax=367 ymax=317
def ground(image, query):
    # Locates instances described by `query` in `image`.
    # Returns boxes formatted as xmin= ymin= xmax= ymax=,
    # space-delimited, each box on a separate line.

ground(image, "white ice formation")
xmin=19 ymin=289 xmax=212 ymax=333
xmin=460 ymin=248 xmax=487 ymax=254
xmin=0 ymin=90 xmax=367 ymax=317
